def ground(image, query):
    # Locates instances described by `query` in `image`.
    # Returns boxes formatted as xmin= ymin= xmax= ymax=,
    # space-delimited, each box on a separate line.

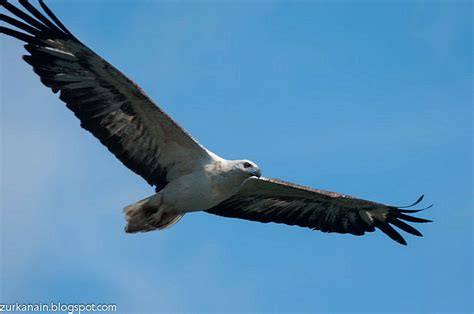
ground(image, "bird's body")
xmin=125 ymin=158 xmax=260 ymax=232
xmin=1 ymin=0 xmax=432 ymax=245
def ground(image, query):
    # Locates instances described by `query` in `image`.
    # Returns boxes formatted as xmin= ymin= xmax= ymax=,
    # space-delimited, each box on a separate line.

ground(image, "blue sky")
xmin=0 ymin=0 xmax=472 ymax=313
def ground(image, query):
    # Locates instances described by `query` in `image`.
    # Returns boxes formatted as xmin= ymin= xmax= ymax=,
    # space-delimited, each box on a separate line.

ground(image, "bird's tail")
xmin=123 ymin=196 xmax=184 ymax=233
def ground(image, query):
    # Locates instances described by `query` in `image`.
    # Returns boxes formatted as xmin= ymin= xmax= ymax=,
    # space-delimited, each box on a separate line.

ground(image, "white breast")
xmin=159 ymin=162 xmax=248 ymax=213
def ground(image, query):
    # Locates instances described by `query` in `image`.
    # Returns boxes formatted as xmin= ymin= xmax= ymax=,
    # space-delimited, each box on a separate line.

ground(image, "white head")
xmin=230 ymin=159 xmax=261 ymax=178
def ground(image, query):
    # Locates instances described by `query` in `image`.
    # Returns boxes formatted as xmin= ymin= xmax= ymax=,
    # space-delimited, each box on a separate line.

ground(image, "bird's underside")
xmin=0 ymin=0 xmax=433 ymax=245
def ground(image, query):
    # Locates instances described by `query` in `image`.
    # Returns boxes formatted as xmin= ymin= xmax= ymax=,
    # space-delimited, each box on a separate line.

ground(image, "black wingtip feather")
xmin=1 ymin=13 xmax=41 ymax=35
xmin=22 ymin=54 xmax=34 ymax=65
xmin=390 ymin=218 xmax=423 ymax=237
xmin=398 ymin=203 xmax=434 ymax=213
xmin=18 ymin=0 xmax=62 ymax=35
xmin=0 ymin=26 xmax=41 ymax=44
xmin=374 ymin=219 xmax=407 ymax=245
xmin=397 ymin=208 xmax=423 ymax=213
xmin=397 ymin=194 xmax=424 ymax=208
xmin=2 ymin=0 xmax=73 ymax=42
xmin=38 ymin=0 xmax=72 ymax=35
xmin=372 ymin=197 xmax=433 ymax=244
xmin=396 ymin=213 xmax=433 ymax=223
xmin=1 ymin=0 xmax=49 ymax=32
xmin=379 ymin=198 xmax=433 ymax=243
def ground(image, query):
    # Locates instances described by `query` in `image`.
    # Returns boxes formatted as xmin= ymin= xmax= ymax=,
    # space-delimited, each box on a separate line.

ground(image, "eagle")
xmin=0 ymin=0 xmax=432 ymax=245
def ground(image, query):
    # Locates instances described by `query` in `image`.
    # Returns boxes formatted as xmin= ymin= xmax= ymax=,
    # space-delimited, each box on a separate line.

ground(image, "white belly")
xmin=155 ymin=168 xmax=247 ymax=214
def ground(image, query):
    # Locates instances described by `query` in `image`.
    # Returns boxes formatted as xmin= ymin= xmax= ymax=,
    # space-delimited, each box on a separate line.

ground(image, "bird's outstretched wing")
xmin=0 ymin=0 xmax=215 ymax=190
xmin=206 ymin=177 xmax=432 ymax=245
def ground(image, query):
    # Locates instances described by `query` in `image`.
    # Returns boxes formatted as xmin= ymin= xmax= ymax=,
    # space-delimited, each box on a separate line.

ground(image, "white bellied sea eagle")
xmin=0 ymin=0 xmax=432 ymax=245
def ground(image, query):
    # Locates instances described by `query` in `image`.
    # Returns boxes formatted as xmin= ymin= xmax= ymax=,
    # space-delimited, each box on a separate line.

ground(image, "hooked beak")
xmin=254 ymin=169 xmax=262 ymax=178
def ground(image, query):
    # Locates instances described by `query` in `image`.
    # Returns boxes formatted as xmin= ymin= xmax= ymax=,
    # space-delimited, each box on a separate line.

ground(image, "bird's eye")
xmin=243 ymin=162 xmax=252 ymax=168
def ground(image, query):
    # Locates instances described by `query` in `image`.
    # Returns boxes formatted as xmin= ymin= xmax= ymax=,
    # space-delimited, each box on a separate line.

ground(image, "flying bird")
xmin=0 ymin=0 xmax=432 ymax=245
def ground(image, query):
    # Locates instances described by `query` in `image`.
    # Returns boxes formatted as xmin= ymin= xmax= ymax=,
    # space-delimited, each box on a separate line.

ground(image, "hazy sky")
xmin=1 ymin=0 xmax=472 ymax=313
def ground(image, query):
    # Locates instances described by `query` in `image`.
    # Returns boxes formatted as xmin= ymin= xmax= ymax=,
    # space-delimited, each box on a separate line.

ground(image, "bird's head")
xmin=234 ymin=159 xmax=261 ymax=178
